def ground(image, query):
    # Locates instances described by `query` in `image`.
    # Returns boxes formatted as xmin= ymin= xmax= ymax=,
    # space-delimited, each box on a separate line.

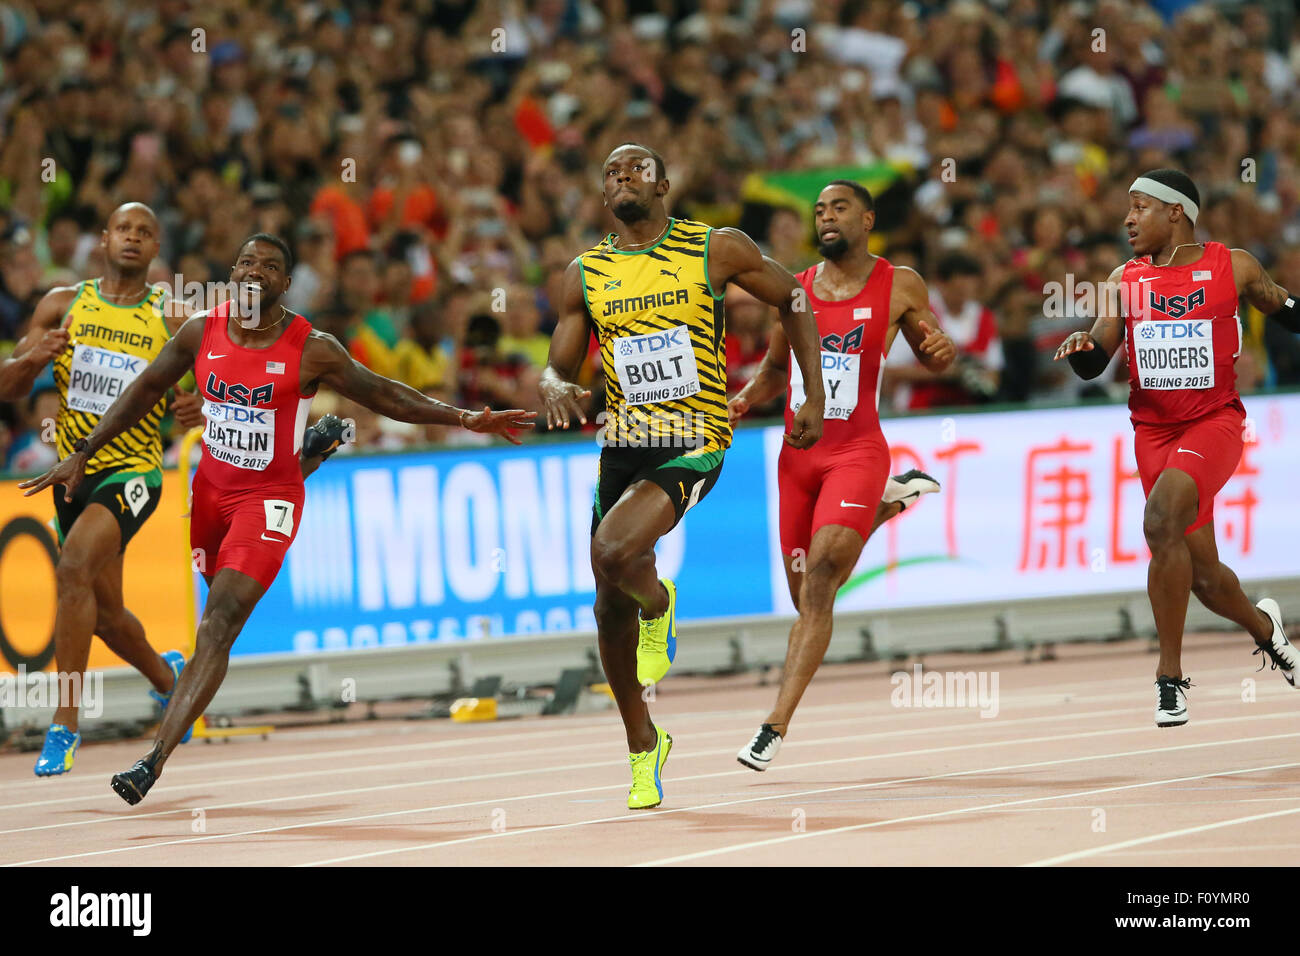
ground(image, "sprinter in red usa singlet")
xmin=729 ymin=181 xmax=957 ymax=769
xmin=1057 ymin=168 xmax=1299 ymax=727
xmin=24 ymin=233 xmax=536 ymax=804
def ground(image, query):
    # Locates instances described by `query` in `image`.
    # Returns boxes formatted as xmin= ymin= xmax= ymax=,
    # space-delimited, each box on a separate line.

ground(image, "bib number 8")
xmin=123 ymin=475 xmax=149 ymax=517
xmin=263 ymin=499 xmax=295 ymax=537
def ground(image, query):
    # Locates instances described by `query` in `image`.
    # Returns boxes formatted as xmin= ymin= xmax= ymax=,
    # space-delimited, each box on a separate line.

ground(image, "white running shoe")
xmin=883 ymin=469 xmax=941 ymax=511
xmin=1253 ymin=598 xmax=1297 ymax=688
xmin=1155 ymin=675 xmax=1191 ymax=727
xmin=737 ymin=723 xmax=783 ymax=771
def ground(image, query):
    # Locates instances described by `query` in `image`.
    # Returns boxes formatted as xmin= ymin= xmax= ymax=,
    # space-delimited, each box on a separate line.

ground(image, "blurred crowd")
xmin=2 ymin=0 xmax=1300 ymax=474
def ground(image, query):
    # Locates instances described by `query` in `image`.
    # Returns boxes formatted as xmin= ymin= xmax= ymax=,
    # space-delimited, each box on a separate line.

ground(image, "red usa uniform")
xmin=1120 ymin=241 xmax=1245 ymax=534
xmin=191 ymin=300 xmax=314 ymax=588
xmin=778 ymin=258 xmax=894 ymax=554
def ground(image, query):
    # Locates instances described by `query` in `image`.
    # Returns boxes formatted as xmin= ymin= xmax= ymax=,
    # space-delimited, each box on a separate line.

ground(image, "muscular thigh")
xmin=57 ymin=502 xmax=123 ymax=579
xmin=591 ymin=480 xmax=676 ymax=574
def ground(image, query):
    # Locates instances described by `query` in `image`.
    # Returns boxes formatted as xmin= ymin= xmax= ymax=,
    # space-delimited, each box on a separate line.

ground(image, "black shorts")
xmin=54 ymin=466 xmax=163 ymax=554
xmin=591 ymin=440 xmax=726 ymax=535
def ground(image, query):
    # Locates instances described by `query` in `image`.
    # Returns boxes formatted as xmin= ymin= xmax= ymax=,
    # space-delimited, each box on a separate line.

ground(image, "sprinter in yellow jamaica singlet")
xmin=540 ymin=144 xmax=829 ymax=809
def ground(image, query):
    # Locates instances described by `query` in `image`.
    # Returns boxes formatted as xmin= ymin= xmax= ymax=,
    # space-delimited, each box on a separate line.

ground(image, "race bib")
xmin=264 ymin=499 xmax=295 ymax=537
xmin=202 ymin=400 xmax=276 ymax=470
xmin=1132 ymin=320 xmax=1215 ymax=390
xmin=612 ymin=325 xmax=700 ymax=406
xmin=67 ymin=344 xmax=145 ymax=415
xmin=122 ymin=474 xmax=150 ymax=517
xmin=789 ymin=350 xmax=860 ymax=421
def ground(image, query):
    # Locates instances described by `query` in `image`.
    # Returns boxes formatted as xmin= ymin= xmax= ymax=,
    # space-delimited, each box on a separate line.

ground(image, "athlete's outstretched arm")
xmin=889 ymin=267 xmax=957 ymax=371
xmin=20 ymin=314 xmax=205 ymax=499
xmin=1054 ymin=263 xmax=1126 ymax=378
xmin=539 ymin=257 xmax=594 ymax=429
xmin=0 ymin=287 xmax=76 ymax=401
xmin=1233 ymin=248 xmax=1300 ymax=331
xmin=729 ymin=321 xmax=790 ymax=426
xmin=304 ymin=331 xmax=536 ymax=444
xmin=709 ymin=227 xmax=823 ymax=448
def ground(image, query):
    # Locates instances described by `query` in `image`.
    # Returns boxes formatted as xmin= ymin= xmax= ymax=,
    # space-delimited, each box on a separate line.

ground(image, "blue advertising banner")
xmin=207 ymin=429 xmax=776 ymax=657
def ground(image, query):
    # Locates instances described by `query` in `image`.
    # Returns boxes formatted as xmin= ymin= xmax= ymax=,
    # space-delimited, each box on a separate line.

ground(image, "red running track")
xmin=0 ymin=634 xmax=1297 ymax=866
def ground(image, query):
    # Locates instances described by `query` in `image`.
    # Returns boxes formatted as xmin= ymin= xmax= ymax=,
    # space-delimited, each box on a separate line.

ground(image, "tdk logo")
xmin=82 ymin=351 xmax=142 ymax=373
xmin=624 ymin=329 xmax=686 ymax=354
xmin=1138 ymin=321 xmax=1208 ymax=340
xmin=821 ymin=353 xmax=855 ymax=371
xmin=1147 ymin=288 xmax=1206 ymax=318
xmin=206 ymin=404 xmax=270 ymax=425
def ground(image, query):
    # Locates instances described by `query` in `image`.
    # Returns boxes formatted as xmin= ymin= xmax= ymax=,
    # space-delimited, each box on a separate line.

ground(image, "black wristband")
xmin=1269 ymin=295 xmax=1300 ymax=333
xmin=1066 ymin=335 xmax=1111 ymax=380
xmin=72 ymin=437 xmax=90 ymax=455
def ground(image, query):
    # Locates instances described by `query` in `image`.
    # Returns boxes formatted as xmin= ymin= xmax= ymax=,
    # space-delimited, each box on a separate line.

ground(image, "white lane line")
xmin=6 ymin=670 xmax=1285 ymax=811
xmin=0 ymin=707 xmax=1163 ymax=847
xmin=0 ymin=696 xmax=1159 ymax=816
xmin=0 ymin=701 xmax=1281 ymax=839
xmin=0 ymin=695 xmax=985 ymax=795
xmin=1024 ymin=806 xmax=1300 ymax=866
xmin=0 ymin=702 xmax=1021 ymax=811
xmin=0 ymin=658 xmax=1264 ymax=790
xmin=297 ymin=731 xmax=1300 ymax=866
xmin=13 ymin=721 xmax=1290 ymax=866
xmin=632 ymin=761 xmax=1300 ymax=867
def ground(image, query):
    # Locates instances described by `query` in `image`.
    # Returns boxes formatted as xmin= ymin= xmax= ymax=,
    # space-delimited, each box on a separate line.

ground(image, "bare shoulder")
xmin=33 ymin=284 xmax=83 ymax=325
xmin=892 ymin=264 xmax=928 ymax=294
xmin=306 ymin=328 xmax=347 ymax=351
xmin=159 ymin=289 xmax=197 ymax=330
xmin=890 ymin=265 xmax=930 ymax=316
xmin=1229 ymin=247 xmax=1263 ymax=276
xmin=1105 ymin=263 xmax=1127 ymax=283
xmin=709 ymin=226 xmax=760 ymax=258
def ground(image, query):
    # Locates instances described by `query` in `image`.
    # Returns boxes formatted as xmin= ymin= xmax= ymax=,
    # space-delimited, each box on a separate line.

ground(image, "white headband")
xmin=1130 ymin=177 xmax=1199 ymax=225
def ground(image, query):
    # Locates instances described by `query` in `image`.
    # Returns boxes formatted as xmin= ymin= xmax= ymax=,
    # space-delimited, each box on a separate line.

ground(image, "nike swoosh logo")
xmin=206 ymin=351 xmax=226 ymax=359
xmin=260 ymin=533 xmax=287 ymax=542
xmin=840 ymin=500 xmax=868 ymax=509
xmin=1176 ymin=447 xmax=1205 ymax=459
xmin=1138 ymin=276 xmax=1158 ymax=282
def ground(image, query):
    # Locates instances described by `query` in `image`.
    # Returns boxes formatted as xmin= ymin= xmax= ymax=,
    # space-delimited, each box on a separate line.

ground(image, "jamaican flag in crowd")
xmin=737 ymin=161 xmax=915 ymax=260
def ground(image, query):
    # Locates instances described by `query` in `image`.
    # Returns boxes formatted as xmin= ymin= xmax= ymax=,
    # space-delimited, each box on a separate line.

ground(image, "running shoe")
xmin=33 ymin=724 xmax=80 ymax=777
xmin=1155 ymin=675 xmax=1191 ymax=727
xmin=737 ymin=723 xmax=783 ymax=771
xmin=627 ymin=725 xmax=672 ymax=809
xmin=111 ymin=757 xmax=160 ymax=806
xmin=883 ymin=469 xmax=941 ymax=511
xmin=1253 ymin=599 xmax=1296 ymax=688
xmin=636 ymin=578 xmax=677 ymax=687
xmin=149 ymin=650 xmax=193 ymax=744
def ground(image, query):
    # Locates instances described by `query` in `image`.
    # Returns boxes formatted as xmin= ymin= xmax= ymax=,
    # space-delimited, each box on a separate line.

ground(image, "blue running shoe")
xmin=149 ymin=650 xmax=194 ymax=744
xmin=34 ymin=724 xmax=81 ymax=776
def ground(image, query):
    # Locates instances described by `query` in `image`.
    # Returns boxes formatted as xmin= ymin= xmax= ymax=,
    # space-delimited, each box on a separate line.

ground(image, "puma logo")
xmin=678 ymin=481 xmax=687 ymax=503
xmin=659 ymin=267 xmax=680 ymax=281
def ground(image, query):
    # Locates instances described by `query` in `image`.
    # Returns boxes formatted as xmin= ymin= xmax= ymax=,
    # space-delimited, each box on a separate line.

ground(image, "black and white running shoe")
xmin=883 ymin=469 xmax=941 ymax=511
xmin=302 ymin=413 xmax=347 ymax=461
xmin=1155 ymin=675 xmax=1192 ymax=727
xmin=737 ymin=723 xmax=783 ymax=771
xmin=1253 ymin=598 xmax=1297 ymax=688
xmin=110 ymin=757 xmax=159 ymax=806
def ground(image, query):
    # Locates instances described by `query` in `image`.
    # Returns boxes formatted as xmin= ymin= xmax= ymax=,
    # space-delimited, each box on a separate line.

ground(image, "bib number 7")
xmin=263 ymin=499 xmax=296 ymax=537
